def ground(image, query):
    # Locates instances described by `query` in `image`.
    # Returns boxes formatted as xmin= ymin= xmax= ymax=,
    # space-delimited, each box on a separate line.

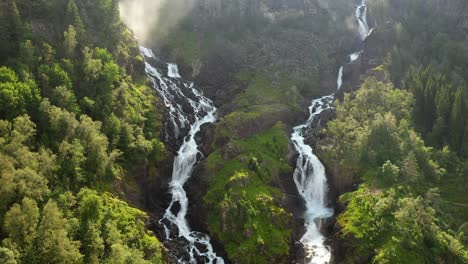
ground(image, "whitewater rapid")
xmin=292 ymin=1 xmax=372 ymax=263
xmin=140 ymin=47 xmax=224 ymax=264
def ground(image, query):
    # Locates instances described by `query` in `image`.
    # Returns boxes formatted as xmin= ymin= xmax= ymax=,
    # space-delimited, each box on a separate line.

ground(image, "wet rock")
xmin=222 ymin=143 xmax=241 ymax=160
xmin=336 ymin=26 xmax=395 ymax=100
xmin=195 ymin=123 xmax=216 ymax=157
xmin=194 ymin=241 xmax=209 ymax=254
xmin=169 ymin=201 xmax=181 ymax=216
xmin=303 ymin=108 xmax=336 ymax=149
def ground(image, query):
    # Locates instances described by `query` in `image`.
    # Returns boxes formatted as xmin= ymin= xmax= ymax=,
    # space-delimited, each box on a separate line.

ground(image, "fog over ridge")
xmin=119 ymin=0 xmax=195 ymax=44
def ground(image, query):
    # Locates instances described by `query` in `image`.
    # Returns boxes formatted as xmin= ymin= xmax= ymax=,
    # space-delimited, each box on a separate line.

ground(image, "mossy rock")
xmin=204 ymin=123 xmax=293 ymax=263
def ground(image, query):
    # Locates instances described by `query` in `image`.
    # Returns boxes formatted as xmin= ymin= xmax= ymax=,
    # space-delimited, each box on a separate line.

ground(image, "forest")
xmin=0 ymin=0 xmax=166 ymax=263
xmin=0 ymin=0 xmax=467 ymax=263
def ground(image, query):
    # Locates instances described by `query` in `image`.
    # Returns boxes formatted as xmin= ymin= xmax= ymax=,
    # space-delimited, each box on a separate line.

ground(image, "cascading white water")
xmin=336 ymin=67 xmax=344 ymax=90
xmin=292 ymin=96 xmax=334 ymax=263
xmin=168 ymin=63 xmax=182 ymax=78
xmin=292 ymin=1 xmax=373 ymax=263
xmin=356 ymin=0 xmax=370 ymax=40
xmin=349 ymin=51 xmax=363 ymax=63
xmin=140 ymin=47 xmax=224 ymax=264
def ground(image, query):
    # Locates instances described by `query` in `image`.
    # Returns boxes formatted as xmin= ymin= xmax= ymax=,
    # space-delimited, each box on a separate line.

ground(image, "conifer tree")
xmin=66 ymin=0 xmax=86 ymax=43
xmin=0 ymin=0 xmax=22 ymax=61
xmin=432 ymin=84 xmax=452 ymax=146
xmin=450 ymin=88 xmax=465 ymax=153
xmin=36 ymin=200 xmax=83 ymax=264
xmin=63 ymin=25 xmax=78 ymax=58
xmin=401 ymin=151 xmax=420 ymax=183
xmin=461 ymin=120 xmax=468 ymax=158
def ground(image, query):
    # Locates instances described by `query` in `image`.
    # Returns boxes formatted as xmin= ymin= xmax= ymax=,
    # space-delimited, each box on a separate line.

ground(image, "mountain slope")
xmin=0 ymin=0 xmax=167 ymax=263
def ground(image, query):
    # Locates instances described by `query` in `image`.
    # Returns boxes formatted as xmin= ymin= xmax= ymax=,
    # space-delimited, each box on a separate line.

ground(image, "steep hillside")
xmin=0 ymin=0 xmax=167 ymax=263
xmin=143 ymin=0 xmax=363 ymax=262
xmin=143 ymin=0 xmax=468 ymax=263
xmin=1 ymin=0 xmax=467 ymax=263
xmin=315 ymin=0 xmax=468 ymax=263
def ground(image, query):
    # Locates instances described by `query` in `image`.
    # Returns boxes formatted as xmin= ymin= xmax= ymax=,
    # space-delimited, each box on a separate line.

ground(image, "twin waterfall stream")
xmin=292 ymin=1 xmax=372 ymax=263
xmin=140 ymin=47 xmax=224 ymax=264
xmin=139 ymin=1 xmax=372 ymax=263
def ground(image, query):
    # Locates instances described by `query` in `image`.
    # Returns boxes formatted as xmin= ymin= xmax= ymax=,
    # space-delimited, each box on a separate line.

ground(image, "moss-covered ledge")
xmin=203 ymin=123 xmax=293 ymax=263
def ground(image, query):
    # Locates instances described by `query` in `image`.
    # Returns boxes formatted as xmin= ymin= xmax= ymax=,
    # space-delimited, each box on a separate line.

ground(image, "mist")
xmin=119 ymin=0 xmax=196 ymax=44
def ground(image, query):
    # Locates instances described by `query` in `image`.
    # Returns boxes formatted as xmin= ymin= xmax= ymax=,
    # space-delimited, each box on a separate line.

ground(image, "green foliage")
xmin=50 ymin=85 xmax=80 ymax=114
xmin=3 ymin=198 xmax=40 ymax=254
xmin=38 ymin=63 xmax=73 ymax=96
xmin=66 ymin=0 xmax=86 ymax=43
xmin=327 ymin=78 xmax=467 ymax=263
xmin=205 ymin=123 xmax=292 ymax=263
xmin=0 ymin=115 xmax=51 ymax=213
xmin=339 ymin=186 xmax=468 ymax=264
xmin=403 ymin=66 xmax=467 ymax=154
xmin=156 ymin=0 xmax=354 ymax=89
xmin=63 ymin=25 xmax=78 ymax=58
xmin=76 ymin=189 xmax=166 ymax=264
xmin=324 ymin=78 xmax=414 ymax=174
xmin=450 ymin=88 xmax=465 ymax=153
xmin=164 ymin=31 xmax=201 ymax=65
xmin=0 ymin=0 xmax=22 ymax=62
xmin=0 ymin=67 xmax=41 ymax=119
xmin=371 ymin=0 xmax=468 ymax=89
xmin=0 ymin=1 xmax=167 ymax=263
xmin=214 ymin=72 xmax=303 ymax=144
xmin=39 ymin=100 xmax=120 ymax=189
xmin=35 ymin=200 xmax=83 ymax=264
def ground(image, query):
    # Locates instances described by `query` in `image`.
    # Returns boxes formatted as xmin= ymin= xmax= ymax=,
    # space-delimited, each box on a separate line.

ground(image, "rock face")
xmin=198 ymin=0 xmax=321 ymax=18
xmin=336 ymin=28 xmax=392 ymax=99
xmin=402 ymin=0 xmax=468 ymax=40
xmin=430 ymin=0 xmax=468 ymax=40
xmin=153 ymin=0 xmax=356 ymax=105
xmin=149 ymin=0 xmax=356 ymax=262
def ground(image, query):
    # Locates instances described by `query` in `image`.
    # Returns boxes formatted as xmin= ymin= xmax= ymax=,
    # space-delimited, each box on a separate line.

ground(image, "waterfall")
xmin=349 ymin=51 xmax=363 ymax=63
xmin=292 ymin=96 xmax=334 ymax=263
xmin=140 ymin=47 xmax=224 ymax=264
xmin=292 ymin=1 xmax=373 ymax=263
xmin=336 ymin=67 xmax=344 ymax=90
xmin=356 ymin=0 xmax=370 ymax=40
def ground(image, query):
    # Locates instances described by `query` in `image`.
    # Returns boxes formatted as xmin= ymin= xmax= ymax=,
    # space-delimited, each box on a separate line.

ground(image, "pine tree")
xmin=3 ymin=198 xmax=40 ymax=251
xmin=423 ymin=77 xmax=436 ymax=134
xmin=432 ymin=84 xmax=452 ymax=146
xmin=450 ymin=88 xmax=465 ymax=153
xmin=401 ymin=151 xmax=420 ymax=183
xmin=63 ymin=25 xmax=78 ymax=58
xmin=36 ymin=200 xmax=83 ymax=264
xmin=0 ymin=0 xmax=22 ymax=61
xmin=82 ymin=222 xmax=104 ymax=264
xmin=108 ymin=0 xmax=122 ymax=49
xmin=461 ymin=118 xmax=468 ymax=158
xmin=405 ymin=66 xmax=425 ymax=132
xmin=66 ymin=0 xmax=86 ymax=43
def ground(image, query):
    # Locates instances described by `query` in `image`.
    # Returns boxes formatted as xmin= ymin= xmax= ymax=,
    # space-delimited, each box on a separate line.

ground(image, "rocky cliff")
xmin=142 ymin=0 xmax=468 ymax=262
xmin=147 ymin=0 xmax=361 ymax=262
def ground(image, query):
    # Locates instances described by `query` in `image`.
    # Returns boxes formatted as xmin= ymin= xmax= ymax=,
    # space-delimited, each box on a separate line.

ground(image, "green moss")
xmin=204 ymin=123 xmax=293 ymax=263
xmin=438 ymin=175 xmax=468 ymax=229
xmin=234 ymin=71 xmax=301 ymax=109
xmin=165 ymin=31 xmax=201 ymax=65
xmin=213 ymin=72 xmax=303 ymax=144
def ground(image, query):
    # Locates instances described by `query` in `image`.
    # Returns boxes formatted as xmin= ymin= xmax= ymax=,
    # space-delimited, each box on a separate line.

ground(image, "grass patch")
xmin=213 ymin=71 xmax=304 ymax=145
xmin=234 ymin=71 xmax=301 ymax=109
xmin=439 ymin=175 xmax=468 ymax=230
xmin=165 ymin=31 xmax=201 ymax=65
xmin=204 ymin=123 xmax=293 ymax=263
